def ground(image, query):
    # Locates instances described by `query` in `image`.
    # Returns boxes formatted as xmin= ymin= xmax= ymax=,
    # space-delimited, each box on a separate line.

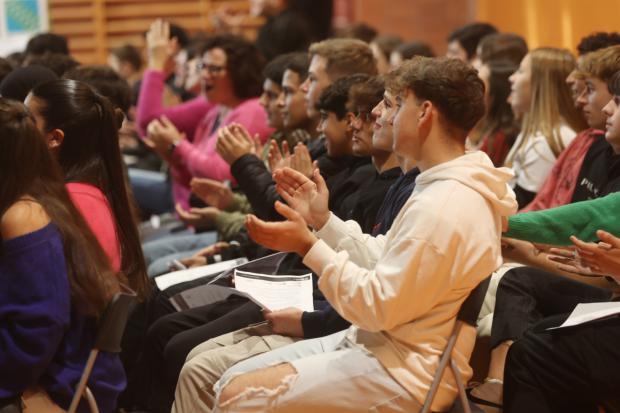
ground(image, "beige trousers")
xmin=22 ymin=388 xmax=65 ymax=413
xmin=172 ymin=322 xmax=298 ymax=413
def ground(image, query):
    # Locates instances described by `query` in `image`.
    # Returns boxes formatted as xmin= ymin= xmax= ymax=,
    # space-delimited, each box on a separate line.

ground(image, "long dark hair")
xmin=30 ymin=79 xmax=149 ymax=299
xmin=480 ymin=59 xmax=520 ymax=149
xmin=0 ymin=98 xmax=118 ymax=316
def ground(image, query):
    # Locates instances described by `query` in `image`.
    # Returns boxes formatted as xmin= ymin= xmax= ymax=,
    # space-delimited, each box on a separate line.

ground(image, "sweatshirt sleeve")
xmin=505 ymin=192 xmax=620 ymax=245
xmin=215 ymin=211 xmax=247 ymax=241
xmin=0 ymin=231 xmax=70 ymax=398
xmin=303 ymin=237 xmax=448 ymax=333
xmin=172 ymin=138 xmax=234 ymax=182
xmin=136 ymin=69 xmax=213 ymax=137
xmin=315 ymin=213 xmax=387 ymax=269
xmin=301 ymin=304 xmax=350 ymax=339
xmin=171 ymin=102 xmax=272 ymax=183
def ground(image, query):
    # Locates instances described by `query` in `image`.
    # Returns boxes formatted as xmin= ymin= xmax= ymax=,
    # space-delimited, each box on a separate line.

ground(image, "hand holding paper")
xmin=264 ymin=307 xmax=305 ymax=338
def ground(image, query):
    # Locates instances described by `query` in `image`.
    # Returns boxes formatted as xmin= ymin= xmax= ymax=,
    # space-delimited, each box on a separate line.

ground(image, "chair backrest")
xmin=95 ymin=292 xmax=137 ymax=353
xmin=457 ymin=276 xmax=491 ymax=326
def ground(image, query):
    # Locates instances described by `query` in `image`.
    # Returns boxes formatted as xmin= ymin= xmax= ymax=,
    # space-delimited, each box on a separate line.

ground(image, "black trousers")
xmin=143 ymin=297 xmax=263 ymax=413
xmin=504 ymin=314 xmax=620 ymax=413
xmin=490 ymin=266 xmax=613 ymax=348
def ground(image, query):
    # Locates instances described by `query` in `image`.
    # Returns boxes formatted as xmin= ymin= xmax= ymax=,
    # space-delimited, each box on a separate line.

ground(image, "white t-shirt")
xmin=507 ymin=124 xmax=577 ymax=192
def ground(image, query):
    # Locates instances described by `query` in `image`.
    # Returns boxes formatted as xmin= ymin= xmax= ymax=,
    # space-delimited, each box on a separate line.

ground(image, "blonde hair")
xmin=506 ymin=48 xmax=586 ymax=166
xmin=309 ymin=38 xmax=378 ymax=80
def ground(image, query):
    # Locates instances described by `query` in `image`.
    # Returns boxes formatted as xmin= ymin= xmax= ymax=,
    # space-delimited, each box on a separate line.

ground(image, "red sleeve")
xmin=66 ymin=183 xmax=121 ymax=272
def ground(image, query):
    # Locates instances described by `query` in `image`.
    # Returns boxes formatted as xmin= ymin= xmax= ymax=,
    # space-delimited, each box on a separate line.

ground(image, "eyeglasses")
xmin=196 ymin=62 xmax=226 ymax=74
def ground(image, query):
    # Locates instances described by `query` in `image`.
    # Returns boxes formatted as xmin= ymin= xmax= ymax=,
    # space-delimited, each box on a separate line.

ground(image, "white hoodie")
xmin=303 ymin=151 xmax=517 ymax=411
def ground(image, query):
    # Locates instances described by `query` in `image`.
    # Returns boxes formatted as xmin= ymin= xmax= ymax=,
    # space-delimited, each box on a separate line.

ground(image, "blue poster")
xmin=5 ymin=0 xmax=41 ymax=33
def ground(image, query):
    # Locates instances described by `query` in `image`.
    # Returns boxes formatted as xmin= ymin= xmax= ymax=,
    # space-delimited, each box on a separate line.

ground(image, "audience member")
xmin=135 ymin=20 xmax=271 ymax=215
xmin=505 ymin=48 xmax=586 ymax=207
xmin=109 ymin=44 xmax=144 ymax=101
xmin=0 ymin=98 xmax=123 ymax=413
xmin=26 ymin=79 xmax=149 ymax=298
xmin=334 ymin=22 xmax=378 ymax=43
xmin=389 ymin=41 xmax=435 ymax=70
xmin=472 ymin=33 xmax=528 ymax=69
xmin=64 ymin=65 xmax=132 ymax=114
xmin=0 ymin=65 xmax=57 ymax=102
xmin=369 ymin=34 xmax=403 ymax=73
xmin=24 ymin=52 xmax=79 ymax=77
xmin=446 ymin=22 xmax=497 ymax=63
xmin=215 ymin=56 xmax=516 ymax=413
xmin=472 ymin=59 xmax=519 ymax=165
xmin=25 ymin=32 xmax=69 ymax=56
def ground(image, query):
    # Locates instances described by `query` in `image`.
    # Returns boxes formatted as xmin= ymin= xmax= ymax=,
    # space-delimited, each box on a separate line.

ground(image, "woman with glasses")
xmin=136 ymin=19 xmax=273 ymax=213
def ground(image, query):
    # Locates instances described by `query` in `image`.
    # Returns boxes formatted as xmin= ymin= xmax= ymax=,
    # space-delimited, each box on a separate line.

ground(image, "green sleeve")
xmin=225 ymin=193 xmax=252 ymax=214
xmin=215 ymin=211 xmax=247 ymax=241
xmin=504 ymin=192 xmax=620 ymax=245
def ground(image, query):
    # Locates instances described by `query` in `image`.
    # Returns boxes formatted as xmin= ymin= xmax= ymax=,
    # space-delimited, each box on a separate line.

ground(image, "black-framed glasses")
xmin=196 ymin=62 xmax=226 ymax=74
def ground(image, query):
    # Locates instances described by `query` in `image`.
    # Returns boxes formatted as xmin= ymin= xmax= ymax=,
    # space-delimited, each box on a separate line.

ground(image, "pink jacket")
xmin=521 ymin=128 xmax=601 ymax=212
xmin=136 ymin=70 xmax=273 ymax=208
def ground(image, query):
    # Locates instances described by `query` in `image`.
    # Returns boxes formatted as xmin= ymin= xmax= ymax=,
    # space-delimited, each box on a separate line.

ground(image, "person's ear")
xmin=417 ymin=101 xmax=433 ymax=138
xmin=45 ymin=128 xmax=65 ymax=151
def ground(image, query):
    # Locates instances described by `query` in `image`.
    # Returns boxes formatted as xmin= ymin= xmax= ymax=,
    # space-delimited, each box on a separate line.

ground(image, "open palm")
xmin=274 ymin=168 xmax=330 ymax=230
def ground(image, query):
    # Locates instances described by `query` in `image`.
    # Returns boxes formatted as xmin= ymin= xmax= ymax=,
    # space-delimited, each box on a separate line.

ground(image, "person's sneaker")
xmin=466 ymin=379 xmax=503 ymax=413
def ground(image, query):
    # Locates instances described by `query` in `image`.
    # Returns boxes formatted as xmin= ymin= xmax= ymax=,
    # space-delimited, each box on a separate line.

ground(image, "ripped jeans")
xmin=212 ymin=330 xmax=423 ymax=413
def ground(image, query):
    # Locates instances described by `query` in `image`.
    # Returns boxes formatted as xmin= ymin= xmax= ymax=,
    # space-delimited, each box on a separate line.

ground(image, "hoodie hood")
xmin=415 ymin=151 xmax=518 ymax=217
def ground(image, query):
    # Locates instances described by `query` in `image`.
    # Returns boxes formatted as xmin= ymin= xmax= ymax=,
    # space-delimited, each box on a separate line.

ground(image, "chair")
xmin=67 ymin=291 xmax=137 ymax=413
xmin=420 ymin=276 xmax=492 ymax=413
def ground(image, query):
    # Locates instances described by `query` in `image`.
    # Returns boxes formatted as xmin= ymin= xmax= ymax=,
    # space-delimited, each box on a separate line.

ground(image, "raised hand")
xmin=246 ymin=201 xmax=317 ymax=256
xmin=146 ymin=19 xmax=176 ymax=71
xmin=190 ymin=177 xmax=234 ymax=210
xmin=274 ymin=167 xmax=330 ymax=230
xmin=267 ymin=140 xmax=291 ymax=172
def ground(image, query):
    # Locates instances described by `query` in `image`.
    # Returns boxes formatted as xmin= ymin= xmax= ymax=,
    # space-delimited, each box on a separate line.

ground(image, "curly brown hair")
xmin=391 ymin=56 xmax=485 ymax=134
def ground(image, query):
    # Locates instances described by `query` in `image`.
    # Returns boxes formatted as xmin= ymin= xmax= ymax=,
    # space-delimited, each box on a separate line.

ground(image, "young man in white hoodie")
xmin=212 ymin=56 xmax=518 ymax=413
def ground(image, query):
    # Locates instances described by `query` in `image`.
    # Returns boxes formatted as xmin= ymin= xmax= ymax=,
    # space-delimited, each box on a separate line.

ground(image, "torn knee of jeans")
xmin=217 ymin=363 xmax=298 ymax=409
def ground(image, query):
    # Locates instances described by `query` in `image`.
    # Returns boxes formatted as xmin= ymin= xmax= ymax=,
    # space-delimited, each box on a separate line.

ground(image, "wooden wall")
xmin=350 ymin=0 xmax=475 ymax=56
xmin=49 ymin=0 xmax=262 ymax=64
xmin=48 ymin=0 xmax=620 ymax=64
xmin=475 ymin=0 xmax=620 ymax=52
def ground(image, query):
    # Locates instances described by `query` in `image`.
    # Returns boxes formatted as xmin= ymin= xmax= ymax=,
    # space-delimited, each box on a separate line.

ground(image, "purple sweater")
xmin=0 ymin=224 xmax=125 ymax=413
xmin=136 ymin=70 xmax=273 ymax=209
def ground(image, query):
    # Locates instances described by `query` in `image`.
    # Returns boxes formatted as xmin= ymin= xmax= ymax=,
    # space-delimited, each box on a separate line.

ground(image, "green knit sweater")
xmin=504 ymin=192 xmax=620 ymax=245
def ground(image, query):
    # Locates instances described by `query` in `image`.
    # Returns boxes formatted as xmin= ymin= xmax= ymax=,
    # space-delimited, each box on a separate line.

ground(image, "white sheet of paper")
xmin=233 ymin=270 xmax=314 ymax=312
xmin=155 ymin=258 xmax=248 ymax=291
xmin=547 ymin=302 xmax=620 ymax=330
